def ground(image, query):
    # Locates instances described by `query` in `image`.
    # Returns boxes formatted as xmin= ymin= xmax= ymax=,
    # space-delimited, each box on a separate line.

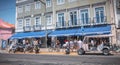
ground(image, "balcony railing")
xmin=33 ymin=25 xmax=41 ymax=31
xmin=68 ymin=18 xmax=91 ymax=27
xmin=93 ymin=16 xmax=107 ymax=25
xmin=23 ymin=26 xmax=31 ymax=32
xmin=68 ymin=19 xmax=78 ymax=27
xmin=80 ymin=18 xmax=91 ymax=26
xmin=56 ymin=21 xmax=67 ymax=28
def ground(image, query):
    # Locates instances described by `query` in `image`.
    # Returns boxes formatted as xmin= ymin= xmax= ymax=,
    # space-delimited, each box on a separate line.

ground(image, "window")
xmin=17 ymin=19 xmax=23 ymax=29
xmin=80 ymin=9 xmax=89 ymax=25
xmin=35 ymin=16 xmax=41 ymax=26
xmin=69 ymin=0 xmax=76 ymax=2
xmin=57 ymin=0 xmax=65 ymax=5
xmin=46 ymin=0 xmax=51 ymax=7
xmin=95 ymin=7 xmax=105 ymax=23
xmin=46 ymin=15 xmax=52 ymax=25
xmin=17 ymin=6 xmax=23 ymax=13
xmin=25 ymin=4 xmax=30 ymax=12
xmin=35 ymin=2 xmax=41 ymax=9
xmin=69 ymin=11 xmax=77 ymax=26
xmin=57 ymin=13 xmax=65 ymax=27
xmin=25 ymin=18 xmax=31 ymax=26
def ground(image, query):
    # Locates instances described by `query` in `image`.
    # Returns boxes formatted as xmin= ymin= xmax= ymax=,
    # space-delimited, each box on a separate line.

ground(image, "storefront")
xmin=10 ymin=25 xmax=112 ymax=47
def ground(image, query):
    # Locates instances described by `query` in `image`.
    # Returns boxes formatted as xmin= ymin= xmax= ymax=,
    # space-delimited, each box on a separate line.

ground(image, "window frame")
xmin=79 ymin=8 xmax=90 ymax=25
xmin=68 ymin=0 xmax=77 ymax=2
xmin=93 ymin=5 xmax=106 ymax=23
xmin=57 ymin=12 xmax=65 ymax=27
xmin=25 ymin=17 xmax=31 ymax=27
xmin=34 ymin=16 xmax=41 ymax=26
xmin=46 ymin=0 xmax=52 ymax=7
xmin=17 ymin=6 xmax=23 ymax=13
xmin=35 ymin=1 xmax=41 ymax=9
xmin=25 ymin=4 xmax=30 ymax=12
xmin=17 ymin=19 xmax=23 ymax=29
xmin=46 ymin=15 xmax=52 ymax=26
xmin=57 ymin=0 xmax=65 ymax=5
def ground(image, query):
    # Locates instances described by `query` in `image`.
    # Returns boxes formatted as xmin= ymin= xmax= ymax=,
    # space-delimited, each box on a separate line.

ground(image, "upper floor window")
xmin=46 ymin=0 xmax=51 ymax=7
xmin=68 ymin=0 xmax=76 ymax=2
xmin=57 ymin=0 xmax=65 ymax=5
xmin=57 ymin=13 xmax=65 ymax=27
xmin=80 ymin=9 xmax=89 ymax=25
xmin=46 ymin=15 xmax=52 ymax=25
xmin=35 ymin=16 xmax=41 ymax=25
xmin=69 ymin=11 xmax=77 ymax=26
xmin=17 ymin=6 xmax=23 ymax=13
xmin=17 ymin=19 xmax=23 ymax=29
xmin=35 ymin=2 xmax=41 ymax=9
xmin=25 ymin=4 xmax=30 ymax=12
xmin=94 ymin=7 xmax=105 ymax=23
xmin=25 ymin=18 xmax=31 ymax=26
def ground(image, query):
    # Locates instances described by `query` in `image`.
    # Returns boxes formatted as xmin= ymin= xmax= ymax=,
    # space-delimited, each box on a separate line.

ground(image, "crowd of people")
xmin=7 ymin=37 xmax=120 ymax=53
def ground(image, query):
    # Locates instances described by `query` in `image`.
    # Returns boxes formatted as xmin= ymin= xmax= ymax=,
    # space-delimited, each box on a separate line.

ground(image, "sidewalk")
xmin=0 ymin=49 xmax=7 ymax=53
xmin=1 ymin=48 xmax=120 ymax=56
xmin=0 ymin=48 xmax=78 ymax=56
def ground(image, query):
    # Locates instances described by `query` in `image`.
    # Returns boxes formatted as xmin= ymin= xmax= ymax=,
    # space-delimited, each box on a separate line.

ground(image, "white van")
xmin=77 ymin=34 xmax=113 ymax=55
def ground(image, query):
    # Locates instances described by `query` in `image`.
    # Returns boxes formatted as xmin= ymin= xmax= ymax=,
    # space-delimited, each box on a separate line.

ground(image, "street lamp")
xmin=34 ymin=0 xmax=48 ymax=48
xmin=81 ymin=22 xmax=84 ymax=40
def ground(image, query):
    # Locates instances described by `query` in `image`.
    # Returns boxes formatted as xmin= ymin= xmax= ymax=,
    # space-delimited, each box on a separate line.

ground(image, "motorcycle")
xmin=23 ymin=44 xmax=33 ymax=53
xmin=8 ymin=44 xmax=18 ymax=53
xmin=34 ymin=45 xmax=39 ymax=54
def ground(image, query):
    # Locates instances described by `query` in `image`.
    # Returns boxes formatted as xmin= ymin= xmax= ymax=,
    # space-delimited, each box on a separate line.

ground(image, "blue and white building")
xmin=11 ymin=0 xmax=117 ymax=47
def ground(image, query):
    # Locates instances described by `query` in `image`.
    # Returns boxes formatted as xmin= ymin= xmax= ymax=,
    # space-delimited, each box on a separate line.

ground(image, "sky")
xmin=0 ymin=0 xmax=16 ymax=24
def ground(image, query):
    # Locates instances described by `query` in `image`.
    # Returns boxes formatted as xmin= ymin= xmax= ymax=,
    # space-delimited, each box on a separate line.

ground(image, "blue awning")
xmin=49 ymin=25 xmax=111 ymax=37
xmin=49 ymin=28 xmax=79 ymax=37
xmin=10 ymin=30 xmax=51 ymax=39
xmin=76 ymin=25 xmax=111 ymax=36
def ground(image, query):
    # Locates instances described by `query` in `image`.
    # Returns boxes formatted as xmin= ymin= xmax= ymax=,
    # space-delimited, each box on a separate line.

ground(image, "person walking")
xmin=34 ymin=40 xmax=39 ymax=54
xmin=56 ymin=39 xmax=60 ymax=52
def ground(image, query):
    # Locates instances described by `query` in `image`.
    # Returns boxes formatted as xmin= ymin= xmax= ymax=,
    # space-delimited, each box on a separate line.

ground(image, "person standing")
xmin=34 ymin=40 xmax=39 ymax=54
xmin=77 ymin=39 xmax=83 ymax=50
xmin=56 ymin=39 xmax=60 ymax=52
xmin=38 ymin=39 xmax=42 ymax=48
xmin=70 ymin=39 xmax=74 ymax=52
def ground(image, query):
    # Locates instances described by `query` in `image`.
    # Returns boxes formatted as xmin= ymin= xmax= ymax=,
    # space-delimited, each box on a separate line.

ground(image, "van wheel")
xmin=103 ymin=49 xmax=109 ymax=55
xmin=77 ymin=48 xmax=85 ymax=55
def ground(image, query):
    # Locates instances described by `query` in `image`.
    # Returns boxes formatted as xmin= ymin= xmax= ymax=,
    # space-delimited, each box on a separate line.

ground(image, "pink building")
xmin=0 ymin=19 xmax=15 ymax=40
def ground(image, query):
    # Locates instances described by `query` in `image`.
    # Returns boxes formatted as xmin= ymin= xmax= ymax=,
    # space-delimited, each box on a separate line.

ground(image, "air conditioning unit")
xmin=117 ymin=0 xmax=120 ymax=8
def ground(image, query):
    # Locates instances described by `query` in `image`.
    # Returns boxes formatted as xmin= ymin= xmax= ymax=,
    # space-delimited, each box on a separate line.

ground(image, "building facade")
xmin=113 ymin=0 xmax=120 ymax=45
xmin=0 ymin=19 xmax=15 ymax=49
xmin=14 ymin=0 xmax=117 ymax=47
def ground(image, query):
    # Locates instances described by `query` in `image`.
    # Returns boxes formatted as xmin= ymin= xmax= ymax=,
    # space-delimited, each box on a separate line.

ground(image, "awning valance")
xmin=48 ymin=28 xmax=79 ymax=37
xmin=76 ymin=25 xmax=111 ymax=36
xmin=10 ymin=30 xmax=51 ymax=39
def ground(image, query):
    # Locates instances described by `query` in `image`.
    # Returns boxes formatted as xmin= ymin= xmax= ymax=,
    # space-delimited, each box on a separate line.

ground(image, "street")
xmin=0 ymin=53 xmax=120 ymax=65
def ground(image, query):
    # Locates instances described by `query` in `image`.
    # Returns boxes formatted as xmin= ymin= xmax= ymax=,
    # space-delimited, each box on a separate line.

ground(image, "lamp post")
xmin=81 ymin=22 xmax=84 ymax=40
xmin=34 ymin=0 xmax=47 ymax=48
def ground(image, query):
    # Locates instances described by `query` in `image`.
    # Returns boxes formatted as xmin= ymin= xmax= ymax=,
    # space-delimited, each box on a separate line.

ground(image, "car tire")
xmin=77 ymin=48 xmax=85 ymax=55
xmin=102 ymin=48 xmax=109 ymax=55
